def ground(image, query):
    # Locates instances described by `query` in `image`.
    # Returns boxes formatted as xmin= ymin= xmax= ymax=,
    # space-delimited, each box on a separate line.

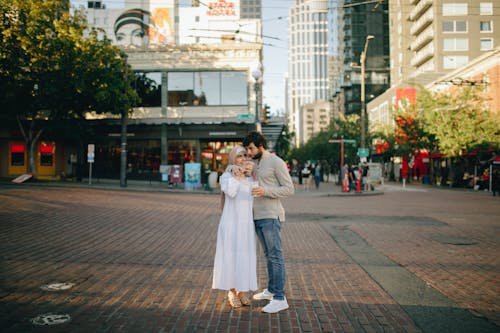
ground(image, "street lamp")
xmin=360 ymin=35 xmax=374 ymax=149
xmin=251 ymin=62 xmax=262 ymax=132
xmin=120 ymin=54 xmax=129 ymax=187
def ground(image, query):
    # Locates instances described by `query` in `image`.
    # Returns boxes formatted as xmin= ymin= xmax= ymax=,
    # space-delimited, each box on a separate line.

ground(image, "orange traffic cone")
xmin=342 ymin=170 xmax=349 ymax=192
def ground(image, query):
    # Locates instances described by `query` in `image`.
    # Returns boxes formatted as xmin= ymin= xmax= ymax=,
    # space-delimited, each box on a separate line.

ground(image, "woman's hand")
xmin=227 ymin=165 xmax=244 ymax=179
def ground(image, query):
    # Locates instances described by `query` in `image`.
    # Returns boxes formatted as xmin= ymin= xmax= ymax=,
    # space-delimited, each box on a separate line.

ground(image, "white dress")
xmin=212 ymin=172 xmax=258 ymax=292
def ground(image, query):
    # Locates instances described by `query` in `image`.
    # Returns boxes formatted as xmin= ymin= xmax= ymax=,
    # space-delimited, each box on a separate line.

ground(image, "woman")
xmin=212 ymin=146 xmax=257 ymax=308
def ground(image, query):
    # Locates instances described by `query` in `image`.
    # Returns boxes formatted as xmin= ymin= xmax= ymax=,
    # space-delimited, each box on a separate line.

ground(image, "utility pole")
xmin=120 ymin=55 xmax=128 ymax=188
xmin=360 ymin=35 xmax=374 ymax=149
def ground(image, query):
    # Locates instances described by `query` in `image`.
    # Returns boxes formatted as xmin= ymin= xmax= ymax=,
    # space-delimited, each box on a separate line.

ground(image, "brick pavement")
xmin=0 ymin=182 xmax=498 ymax=332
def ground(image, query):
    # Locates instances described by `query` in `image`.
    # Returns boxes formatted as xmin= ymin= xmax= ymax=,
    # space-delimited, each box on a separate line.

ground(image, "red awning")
xmin=430 ymin=153 xmax=445 ymax=159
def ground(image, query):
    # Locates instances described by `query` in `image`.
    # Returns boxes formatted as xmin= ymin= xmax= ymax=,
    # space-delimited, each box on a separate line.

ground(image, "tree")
xmin=418 ymin=86 xmax=500 ymax=157
xmin=0 ymin=0 xmax=138 ymax=176
xmin=287 ymin=114 xmax=361 ymax=170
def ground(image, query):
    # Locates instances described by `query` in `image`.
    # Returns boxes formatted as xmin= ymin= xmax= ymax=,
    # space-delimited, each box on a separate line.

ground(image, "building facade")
xmin=299 ymin=101 xmax=331 ymax=143
xmin=288 ymin=0 xmax=330 ymax=146
xmin=341 ymin=0 xmax=390 ymax=116
xmin=0 ymin=0 xmax=265 ymax=183
xmin=368 ymin=0 xmax=499 ymax=131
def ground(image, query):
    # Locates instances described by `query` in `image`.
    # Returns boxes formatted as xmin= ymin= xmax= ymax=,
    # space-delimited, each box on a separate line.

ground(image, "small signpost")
xmin=328 ymin=138 xmax=356 ymax=170
xmin=87 ymin=144 xmax=95 ymax=185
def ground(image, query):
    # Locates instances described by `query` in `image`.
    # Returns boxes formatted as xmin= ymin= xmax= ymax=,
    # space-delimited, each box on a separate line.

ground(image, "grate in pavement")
xmin=31 ymin=313 xmax=71 ymax=326
xmin=40 ymin=282 xmax=75 ymax=291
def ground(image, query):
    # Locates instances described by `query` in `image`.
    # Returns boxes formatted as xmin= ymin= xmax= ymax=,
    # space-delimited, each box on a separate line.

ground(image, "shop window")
xmin=10 ymin=143 xmax=25 ymax=166
xmin=167 ymin=71 xmax=247 ymax=106
xmin=134 ymin=72 xmax=161 ymax=107
xmin=40 ymin=143 xmax=54 ymax=166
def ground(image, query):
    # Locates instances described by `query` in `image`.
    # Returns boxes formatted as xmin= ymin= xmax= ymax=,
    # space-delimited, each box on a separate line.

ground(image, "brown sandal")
xmin=228 ymin=291 xmax=242 ymax=308
xmin=237 ymin=292 xmax=251 ymax=306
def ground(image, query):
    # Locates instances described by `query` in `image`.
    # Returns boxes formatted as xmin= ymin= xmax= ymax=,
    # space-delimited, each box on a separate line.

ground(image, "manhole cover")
xmin=432 ymin=235 xmax=478 ymax=245
xmin=31 ymin=313 xmax=71 ymax=326
xmin=40 ymin=282 xmax=75 ymax=291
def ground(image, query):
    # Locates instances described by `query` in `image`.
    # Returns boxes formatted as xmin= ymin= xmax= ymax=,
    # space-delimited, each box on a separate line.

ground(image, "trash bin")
xmin=422 ymin=175 xmax=430 ymax=184
xmin=208 ymin=171 xmax=218 ymax=189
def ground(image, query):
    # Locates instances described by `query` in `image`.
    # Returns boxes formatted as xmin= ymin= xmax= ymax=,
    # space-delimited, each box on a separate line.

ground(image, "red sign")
xmin=11 ymin=144 xmax=25 ymax=153
xmin=40 ymin=144 xmax=54 ymax=154
xmin=207 ymin=0 xmax=236 ymax=16
xmin=395 ymin=88 xmax=416 ymax=108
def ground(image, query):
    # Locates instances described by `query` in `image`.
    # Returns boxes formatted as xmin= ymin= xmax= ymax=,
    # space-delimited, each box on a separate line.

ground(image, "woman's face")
xmin=234 ymin=151 xmax=248 ymax=166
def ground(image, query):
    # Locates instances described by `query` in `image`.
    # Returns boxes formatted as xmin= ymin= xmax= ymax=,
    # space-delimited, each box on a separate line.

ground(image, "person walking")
xmin=243 ymin=131 xmax=294 ymax=313
xmin=314 ymin=164 xmax=321 ymax=190
xmin=212 ymin=146 xmax=257 ymax=308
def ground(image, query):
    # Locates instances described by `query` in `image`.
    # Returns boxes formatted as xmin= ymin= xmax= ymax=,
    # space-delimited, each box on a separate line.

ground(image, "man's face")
xmin=246 ymin=143 xmax=262 ymax=160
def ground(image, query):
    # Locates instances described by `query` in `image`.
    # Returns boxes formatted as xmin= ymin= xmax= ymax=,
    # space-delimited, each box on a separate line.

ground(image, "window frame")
xmin=480 ymin=21 xmax=493 ymax=33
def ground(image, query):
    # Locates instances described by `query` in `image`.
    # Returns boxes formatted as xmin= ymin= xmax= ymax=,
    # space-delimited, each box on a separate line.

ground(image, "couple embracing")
xmin=212 ymin=131 xmax=295 ymax=313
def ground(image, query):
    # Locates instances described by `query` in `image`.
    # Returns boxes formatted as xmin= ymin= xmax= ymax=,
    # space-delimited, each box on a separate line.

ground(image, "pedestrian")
xmin=314 ymin=164 xmax=321 ymax=190
xmin=301 ymin=164 xmax=311 ymax=191
xmin=243 ymin=131 xmax=294 ymax=313
xmin=212 ymin=146 xmax=257 ymax=308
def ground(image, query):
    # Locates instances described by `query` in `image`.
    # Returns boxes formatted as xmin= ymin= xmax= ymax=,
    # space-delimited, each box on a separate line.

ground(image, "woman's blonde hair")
xmin=228 ymin=146 xmax=246 ymax=165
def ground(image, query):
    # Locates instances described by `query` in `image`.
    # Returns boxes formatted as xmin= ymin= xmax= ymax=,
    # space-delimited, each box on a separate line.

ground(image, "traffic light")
xmin=264 ymin=104 xmax=271 ymax=123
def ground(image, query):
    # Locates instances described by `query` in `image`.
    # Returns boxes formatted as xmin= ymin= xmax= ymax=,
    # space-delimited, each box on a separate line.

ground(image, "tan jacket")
xmin=253 ymin=153 xmax=294 ymax=221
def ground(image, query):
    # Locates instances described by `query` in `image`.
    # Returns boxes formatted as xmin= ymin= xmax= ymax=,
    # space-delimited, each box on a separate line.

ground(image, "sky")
xmin=261 ymin=1 xmax=292 ymax=115
xmin=71 ymin=0 xmax=292 ymax=114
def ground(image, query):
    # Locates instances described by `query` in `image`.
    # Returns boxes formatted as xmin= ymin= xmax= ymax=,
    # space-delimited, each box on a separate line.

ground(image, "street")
xmin=0 ymin=183 xmax=498 ymax=332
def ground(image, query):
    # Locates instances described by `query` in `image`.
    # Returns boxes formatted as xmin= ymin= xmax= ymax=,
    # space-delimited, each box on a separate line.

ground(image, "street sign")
xmin=357 ymin=148 xmax=369 ymax=157
xmin=329 ymin=139 xmax=356 ymax=144
xmin=237 ymin=114 xmax=253 ymax=119
xmin=87 ymin=144 xmax=95 ymax=163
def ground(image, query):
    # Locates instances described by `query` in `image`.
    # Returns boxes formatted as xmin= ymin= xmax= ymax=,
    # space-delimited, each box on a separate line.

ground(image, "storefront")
xmin=86 ymin=121 xmax=255 ymax=184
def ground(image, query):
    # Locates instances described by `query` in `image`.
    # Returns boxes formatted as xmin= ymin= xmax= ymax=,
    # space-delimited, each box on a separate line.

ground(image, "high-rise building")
xmin=368 ymin=0 xmax=500 ymax=130
xmin=342 ymin=0 xmax=390 ymax=116
xmin=240 ymin=0 xmax=261 ymax=19
xmin=288 ymin=0 xmax=329 ymax=146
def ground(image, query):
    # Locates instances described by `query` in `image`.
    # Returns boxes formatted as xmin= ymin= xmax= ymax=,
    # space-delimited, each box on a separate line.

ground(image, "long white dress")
xmin=212 ymin=172 xmax=258 ymax=292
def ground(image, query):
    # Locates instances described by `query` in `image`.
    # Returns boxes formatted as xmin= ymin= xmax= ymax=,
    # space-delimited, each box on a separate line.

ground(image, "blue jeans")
xmin=254 ymin=218 xmax=286 ymax=300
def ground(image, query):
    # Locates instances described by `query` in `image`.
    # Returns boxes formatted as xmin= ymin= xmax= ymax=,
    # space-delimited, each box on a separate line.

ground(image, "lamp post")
xmin=360 ymin=35 xmax=374 ymax=149
xmin=251 ymin=62 xmax=262 ymax=132
xmin=120 ymin=54 xmax=129 ymax=187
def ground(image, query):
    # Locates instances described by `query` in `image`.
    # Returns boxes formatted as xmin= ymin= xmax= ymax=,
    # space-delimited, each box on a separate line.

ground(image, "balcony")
xmin=411 ymin=42 xmax=434 ymax=67
xmin=410 ymin=26 xmax=434 ymax=51
xmin=410 ymin=9 xmax=433 ymax=35
xmin=408 ymin=0 xmax=432 ymax=22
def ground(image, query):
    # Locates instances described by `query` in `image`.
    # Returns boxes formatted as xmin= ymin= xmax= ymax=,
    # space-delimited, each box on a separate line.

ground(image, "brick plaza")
xmin=0 ymin=182 xmax=498 ymax=332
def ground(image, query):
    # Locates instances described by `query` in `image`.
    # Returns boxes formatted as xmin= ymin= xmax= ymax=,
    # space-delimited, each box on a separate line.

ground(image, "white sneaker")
xmin=262 ymin=297 xmax=289 ymax=313
xmin=253 ymin=288 xmax=274 ymax=301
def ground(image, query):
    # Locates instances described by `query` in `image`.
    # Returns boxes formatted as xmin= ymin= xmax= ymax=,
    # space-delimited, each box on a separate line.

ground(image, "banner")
xmin=185 ymin=163 xmax=201 ymax=189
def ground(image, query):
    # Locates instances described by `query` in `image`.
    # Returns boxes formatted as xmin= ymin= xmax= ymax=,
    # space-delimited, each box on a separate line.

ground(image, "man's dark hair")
xmin=243 ymin=131 xmax=267 ymax=149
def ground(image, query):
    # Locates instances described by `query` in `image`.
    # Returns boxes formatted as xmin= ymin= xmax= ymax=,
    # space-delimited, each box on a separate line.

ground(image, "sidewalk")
xmin=0 ymin=180 xmax=498 ymax=332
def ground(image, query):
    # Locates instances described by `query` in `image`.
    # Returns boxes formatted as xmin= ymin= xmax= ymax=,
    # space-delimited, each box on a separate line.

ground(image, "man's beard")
xmin=252 ymin=149 xmax=263 ymax=160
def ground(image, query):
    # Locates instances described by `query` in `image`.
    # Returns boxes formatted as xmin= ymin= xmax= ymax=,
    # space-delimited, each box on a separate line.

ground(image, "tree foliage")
xmin=418 ymin=86 xmax=499 ymax=157
xmin=0 ymin=0 xmax=138 ymax=174
xmin=287 ymin=114 xmax=361 ymax=169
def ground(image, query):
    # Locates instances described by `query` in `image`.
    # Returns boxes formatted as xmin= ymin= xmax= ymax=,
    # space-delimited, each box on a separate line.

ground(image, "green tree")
xmin=0 ymin=0 xmax=138 ymax=176
xmin=418 ymin=86 xmax=500 ymax=157
xmin=288 ymin=114 xmax=361 ymax=169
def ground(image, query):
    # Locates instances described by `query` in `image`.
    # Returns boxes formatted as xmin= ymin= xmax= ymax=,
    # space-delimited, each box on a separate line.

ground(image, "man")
xmin=243 ymin=131 xmax=294 ymax=313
